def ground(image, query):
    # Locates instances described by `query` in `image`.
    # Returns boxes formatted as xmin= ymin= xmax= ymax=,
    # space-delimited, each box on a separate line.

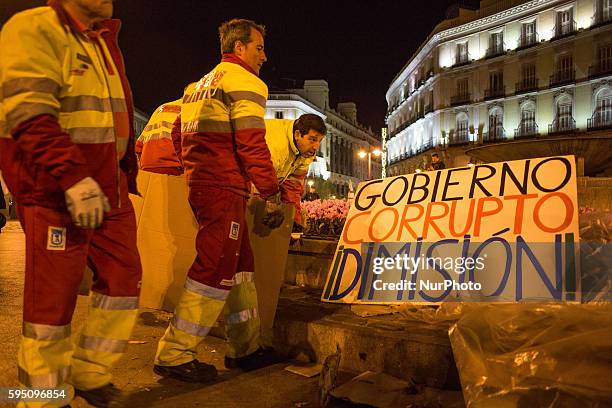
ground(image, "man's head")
xmin=293 ymin=114 xmax=326 ymax=158
xmin=431 ymin=153 xmax=440 ymax=163
xmin=219 ymin=19 xmax=267 ymax=75
xmin=62 ymin=0 xmax=113 ymax=23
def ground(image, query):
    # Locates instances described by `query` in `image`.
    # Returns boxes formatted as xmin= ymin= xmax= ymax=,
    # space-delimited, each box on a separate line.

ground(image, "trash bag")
xmin=449 ymin=303 xmax=612 ymax=407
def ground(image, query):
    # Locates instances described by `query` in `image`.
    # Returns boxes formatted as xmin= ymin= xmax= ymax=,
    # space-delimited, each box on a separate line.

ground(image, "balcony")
xmin=514 ymin=122 xmax=539 ymax=138
xmin=450 ymin=130 xmax=470 ymax=145
xmin=485 ymin=42 xmax=506 ymax=59
xmin=552 ymin=21 xmax=577 ymax=40
xmin=548 ymin=117 xmax=576 ymax=135
xmin=450 ymin=93 xmax=471 ymax=107
xmin=453 ymin=52 xmax=471 ymax=67
xmin=587 ymin=110 xmax=612 ymax=130
xmin=517 ymin=32 xmax=539 ymax=50
xmin=515 ymin=78 xmax=539 ymax=94
xmin=588 ymin=61 xmax=612 ymax=79
xmin=592 ymin=11 xmax=612 ymax=27
xmin=549 ymin=69 xmax=575 ymax=87
xmin=483 ymin=125 xmax=506 ymax=143
xmin=484 ymin=86 xmax=506 ymax=101
xmin=424 ymin=104 xmax=433 ymax=115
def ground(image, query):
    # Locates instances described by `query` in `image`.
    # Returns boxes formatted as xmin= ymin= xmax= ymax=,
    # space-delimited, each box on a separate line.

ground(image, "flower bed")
xmin=301 ymin=199 xmax=349 ymax=239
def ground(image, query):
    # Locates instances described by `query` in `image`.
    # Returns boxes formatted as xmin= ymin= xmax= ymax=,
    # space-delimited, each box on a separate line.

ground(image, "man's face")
xmin=71 ymin=0 xmax=113 ymax=20
xmin=235 ymin=28 xmax=267 ymax=75
xmin=295 ymin=129 xmax=324 ymax=158
xmin=432 ymin=155 xmax=439 ymax=163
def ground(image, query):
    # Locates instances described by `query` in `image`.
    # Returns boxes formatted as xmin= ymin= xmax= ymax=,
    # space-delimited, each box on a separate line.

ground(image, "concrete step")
xmin=272 ymin=286 xmax=461 ymax=390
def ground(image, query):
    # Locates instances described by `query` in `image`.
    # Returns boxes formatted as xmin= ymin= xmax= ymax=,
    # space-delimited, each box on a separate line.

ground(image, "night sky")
xmin=2 ymin=0 xmax=460 ymax=132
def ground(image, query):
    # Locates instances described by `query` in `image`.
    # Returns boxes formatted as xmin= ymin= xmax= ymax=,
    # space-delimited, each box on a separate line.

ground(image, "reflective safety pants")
xmin=155 ymin=187 xmax=260 ymax=366
xmin=17 ymin=202 xmax=141 ymax=407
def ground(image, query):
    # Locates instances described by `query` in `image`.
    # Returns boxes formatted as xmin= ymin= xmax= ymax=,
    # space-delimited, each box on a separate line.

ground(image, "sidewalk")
xmin=0 ymin=221 xmax=319 ymax=408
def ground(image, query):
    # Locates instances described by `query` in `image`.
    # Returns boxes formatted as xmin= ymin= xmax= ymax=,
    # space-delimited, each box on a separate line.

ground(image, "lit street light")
xmin=357 ymin=147 xmax=382 ymax=180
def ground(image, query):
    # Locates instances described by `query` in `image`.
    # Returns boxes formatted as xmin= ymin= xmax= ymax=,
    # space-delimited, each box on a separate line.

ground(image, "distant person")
xmin=303 ymin=185 xmax=321 ymax=201
xmin=427 ymin=153 xmax=446 ymax=171
xmin=0 ymin=183 xmax=6 ymax=232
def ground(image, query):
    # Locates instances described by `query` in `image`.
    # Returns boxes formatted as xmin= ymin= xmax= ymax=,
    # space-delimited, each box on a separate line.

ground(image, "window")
xmin=598 ymin=45 xmax=612 ymax=71
xmin=556 ymin=8 xmax=575 ymax=36
xmin=275 ymin=111 xmax=284 ymax=119
xmin=552 ymin=54 xmax=574 ymax=85
xmin=489 ymin=71 xmax=503 ymax=91
xmin=488 ymin=108 xmax=504 ymax=140
xmin=558 ymin=103 xmax=572 ymax=128
xmin=457 ymin=78 xmax=469 ymax=97
xmin=519 ymin=103 xmax=537 ymax=136
xmin=594 ymin=87 xmax=612 ymax=127
xmin=455 ymin=113 xmax=469 ymax=143
xmin=488 ymin=32 xmax=504 ymax=56
xmin=596 ymin=0 xmax=612 ymax=23
xmin=520 ymin=21 xmax=537 ymax=47
xmin=456 ymin=42 xmax=469 ymax=64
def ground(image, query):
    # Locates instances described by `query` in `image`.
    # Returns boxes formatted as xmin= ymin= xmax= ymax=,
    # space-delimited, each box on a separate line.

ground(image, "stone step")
xmin=272 ymin=286 xmax=461 ymax=390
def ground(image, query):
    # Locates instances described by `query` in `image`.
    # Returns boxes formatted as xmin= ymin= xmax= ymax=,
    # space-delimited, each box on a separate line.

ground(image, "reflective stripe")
xmin=182 ymin=119 xmax=232 ymax=134
xmin=68 ymin=127 xmax=115 ymax=144
xmin=60 ymin=96 xmax=127 ymax=113
xmin=22 ymin=322 xmax=71 ymax=341
xmin=233 ymin=116 xmax=265 ymax=130
xmin=225 ymin=308 xmax=258 ymax=325
xmin=18 ymin=366 xmax=70 ymax=387
xmin=3 ymin=77 xmax=60 ymax=98
xmin=7 ymin=103 xmax=57 ymax=127
xmin=171 ymin=315 xmax=211 ymax=337
xmin=234 ymin=272 xmax=254 ymax=284
xmin=90 ymin=292 xmax=139 ymax=310
xmin=144 ymin=121 xmax=175 ymax=132
xmin=227 ymin=91 xmax=267 ymax=109
xmin=184 ymin=277 xmax=230 ymax=301
xmin=142 ymin=131 xmax=171 ymax=142
xmin=78 ymin=335 xmax=128 ymax=353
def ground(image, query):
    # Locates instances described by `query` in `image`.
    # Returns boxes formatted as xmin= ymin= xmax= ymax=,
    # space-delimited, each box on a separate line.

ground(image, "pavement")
xmin=0 ymin=221 xmax=320 ymax=408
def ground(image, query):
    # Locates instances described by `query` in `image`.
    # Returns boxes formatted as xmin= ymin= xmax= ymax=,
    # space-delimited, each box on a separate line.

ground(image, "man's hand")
xmin=262 ymin=193 xmax=285 ymax=230
xmin=64 ymin=177 xmax=110 ymax=229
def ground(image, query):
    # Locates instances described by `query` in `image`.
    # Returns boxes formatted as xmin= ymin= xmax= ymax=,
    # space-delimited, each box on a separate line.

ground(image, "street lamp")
xmin=357 ymin=148 xmax=382 ymax=180
xmin=307 ymin=179 xmax=314 ymax=187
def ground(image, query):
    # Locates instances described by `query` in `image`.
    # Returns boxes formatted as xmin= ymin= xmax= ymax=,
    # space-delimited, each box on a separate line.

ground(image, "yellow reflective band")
xmin=225 ymin=308 xmax=258 ymax=325
xmin=232 ymin=116 xmax=265 ymax=130
xmin=18 ymin=366 xmax=70 ymax=387
xmin=90 ymin=292 xmax=139 ymax=310
xmin=144 ymin=121 xmax=175 ymax=132
xmin=227 ymin=91 xmax=267 ymax=109
xmin=2 ymin=77 xmax=60 ymax=98
xmin=68 ymin=127 xmax=115 ymax=144
xmin=78 ymin=335 xmax=127 ymax=353
xmin=141 ymin=131 xmax=171 ymax=142
xmin=171 ymin=316 xmax=211 ymax=337
xmin=184 ymin=277 xmax=230 ymax=300
xmin=60 ymin=96 xmax=127 ymax=113
xmin=181 ymin=119 xmax=232 ymax=134
xmin=22 ymin=322 xmax=70 ymax=341
xmin=233 ymin=272 xmax=254 ymax=284
xmin=7 ymin=103 xmax=57 ymax=127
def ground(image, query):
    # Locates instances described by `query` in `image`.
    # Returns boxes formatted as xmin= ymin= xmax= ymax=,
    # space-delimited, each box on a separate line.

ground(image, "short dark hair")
xmin=431 ymin=153 xmax=439 ymax=158
xmin=293 ymin=114 xmax=327 ymax=136
xmin=219 ymin=19 xmax=266 ymax=54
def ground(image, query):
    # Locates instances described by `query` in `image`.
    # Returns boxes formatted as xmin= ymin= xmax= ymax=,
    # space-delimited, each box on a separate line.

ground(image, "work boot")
xmin=153 ymin=359 xmax=217 ymax=383
xmin=74 ymin=383 xmax=120 ymax=408
xmin=224 ymin=347 xmax=284 ymax=371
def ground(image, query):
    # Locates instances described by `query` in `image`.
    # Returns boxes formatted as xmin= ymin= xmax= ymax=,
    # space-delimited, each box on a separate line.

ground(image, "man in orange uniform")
xmin=0 ymin=1 xmax=141 ymax=406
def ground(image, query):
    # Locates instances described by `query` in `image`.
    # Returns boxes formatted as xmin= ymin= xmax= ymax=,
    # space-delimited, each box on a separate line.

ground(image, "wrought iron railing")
xmin=454 ymin=52 xmax=471 ymax=67
xmin=484 ymin=86 xmax=506 ymax=100
xmin=548 ymin=117 xmax=576 ymax=134
xmin=515 ymin=78 xmax=539 ymax=94
xmin=450 ymin=93 xmax=471 ymax=106
xmin=549 ymin=69 xmax=575 ymax=87
xmin=483 ymin=125 xmax=506 ymax=143
xmin=514 ymin=122 xmax=538 ymax=138
xmin=552 ymin=20 xmax=577 ymax=39
xmin=517 ymin=32 xmax=539 ymax=50
xmin=485 ymin=42 xmax=506 ymax=58
xmin=450 ymin=130 xmax=470 ymax=145
xmin=587 ymin=110 xmax=612 ymax=130
xmin=588 ymin=61 xmax=612 ymax=78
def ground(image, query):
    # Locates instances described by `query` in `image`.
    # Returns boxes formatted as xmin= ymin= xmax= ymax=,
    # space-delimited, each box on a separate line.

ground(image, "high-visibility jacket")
xmin=0 ymin=1 xmax=138 ymax=209
xmin=264 ymin=119 xmax=315 ymax=223
xmin=135 ymin=100 xmax=182 ymax=175
xmin=180 ymin=54 xmax=278 ymax=198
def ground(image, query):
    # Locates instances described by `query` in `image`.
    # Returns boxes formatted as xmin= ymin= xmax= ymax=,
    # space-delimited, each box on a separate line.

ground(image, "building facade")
xmin=385 ymin=0 xmax=612 ymax=176
xmin=266 ymin=80 xmax=381 ymax=196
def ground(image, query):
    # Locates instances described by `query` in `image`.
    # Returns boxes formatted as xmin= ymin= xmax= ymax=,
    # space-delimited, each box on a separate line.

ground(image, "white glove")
xmin=64 ymin=177 xmax=110 ymax=229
